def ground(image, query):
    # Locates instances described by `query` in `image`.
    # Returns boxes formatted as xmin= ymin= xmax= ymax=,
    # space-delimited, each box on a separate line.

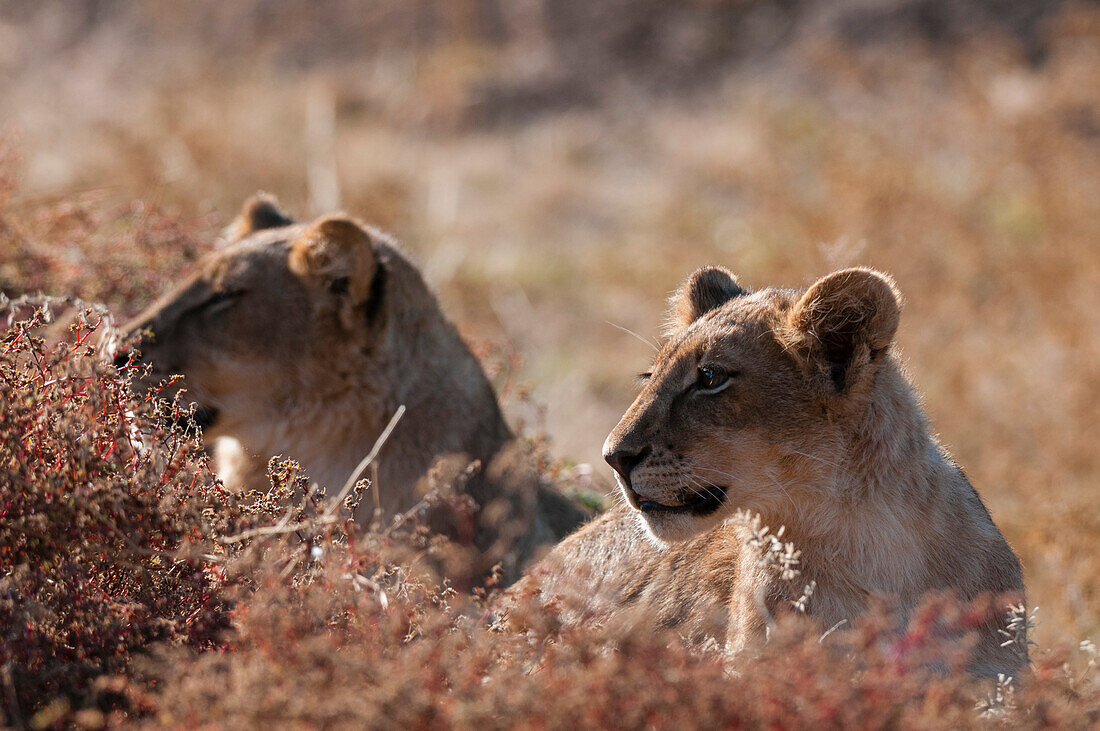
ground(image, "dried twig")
xmin=325 ymin=405 xmax=406 ymax=520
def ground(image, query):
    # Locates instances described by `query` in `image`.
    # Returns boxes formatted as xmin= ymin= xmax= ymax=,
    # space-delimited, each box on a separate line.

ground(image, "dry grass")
xmin=1 ymin=1 xmax=1098 ymax=725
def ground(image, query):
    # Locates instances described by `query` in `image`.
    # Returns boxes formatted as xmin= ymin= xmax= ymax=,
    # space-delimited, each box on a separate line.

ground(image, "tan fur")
xmin=528 ymin=267 xmax=1025 ymax=677
xmin=121 ymin=195 xmax=584 ymax=579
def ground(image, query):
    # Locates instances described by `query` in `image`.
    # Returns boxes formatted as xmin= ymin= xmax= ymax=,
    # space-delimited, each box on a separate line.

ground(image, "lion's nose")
xmin=604 ymin=445 xmax=650 ymax=483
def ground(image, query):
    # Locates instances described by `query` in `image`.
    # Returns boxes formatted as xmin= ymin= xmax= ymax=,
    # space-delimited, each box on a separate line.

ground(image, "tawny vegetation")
xmin=529 ymin=266 xmax=1025 ymax=677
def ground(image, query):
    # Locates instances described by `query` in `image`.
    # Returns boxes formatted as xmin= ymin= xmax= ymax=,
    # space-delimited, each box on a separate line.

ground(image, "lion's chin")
xmin=636 ymin=508 xmax=725 ymax=546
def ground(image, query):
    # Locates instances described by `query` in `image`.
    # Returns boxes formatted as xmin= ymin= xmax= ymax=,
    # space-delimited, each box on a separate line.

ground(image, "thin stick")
xmin=325 ymin=405 xmax=406 ymax=519
xmin=371 ymin=461 xmax=381 ymax=521
xmin=819 ymin=619 xmax=848 ymax=643
xmin=305 ymin=83 xmax=341 ymax=215
xmin=218 ymin=518 xmax=336 ymax=545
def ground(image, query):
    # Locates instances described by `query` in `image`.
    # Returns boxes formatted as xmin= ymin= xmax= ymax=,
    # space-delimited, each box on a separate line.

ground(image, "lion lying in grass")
xmin=119 ymin=195 xmax=584 ymax=579
xmin=527 ymin=266 xmax=1026 ymax=678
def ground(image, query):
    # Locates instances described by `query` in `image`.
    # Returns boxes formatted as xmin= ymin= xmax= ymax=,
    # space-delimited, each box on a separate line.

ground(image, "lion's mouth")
xmin=191 ymin=404 xmax=220 ymax=429
xmin=637 ymin=486 xmax=727 ymax=517
xmin=175 ymin=403 xmax=220 ymax=433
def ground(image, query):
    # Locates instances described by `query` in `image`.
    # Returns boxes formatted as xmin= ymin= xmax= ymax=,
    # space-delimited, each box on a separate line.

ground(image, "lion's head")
xmin=603 ymin=266 xmax=903 ymax=543
xmin=119 ymin=195 xmax=510 ymax=509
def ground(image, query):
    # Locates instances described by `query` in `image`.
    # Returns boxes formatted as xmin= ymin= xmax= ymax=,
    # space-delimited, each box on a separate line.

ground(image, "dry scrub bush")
xmin=0 ymin=306 xmax=231 ymax=723
xmin=148 ymin=567 xmax=1100 ymax=729
xmin=0 ymin=194 xmax=213 ymax=321
xmin=0 ymin=303 xmax=499 ymax=725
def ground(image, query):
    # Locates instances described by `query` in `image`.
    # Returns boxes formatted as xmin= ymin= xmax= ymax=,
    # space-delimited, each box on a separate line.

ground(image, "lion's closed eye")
xmin=201 ymin=290 xmax=245 ymax=317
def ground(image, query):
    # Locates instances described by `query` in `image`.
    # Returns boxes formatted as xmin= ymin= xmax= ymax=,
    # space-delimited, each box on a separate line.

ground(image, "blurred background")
xmin=1 ymin=0 xmax=1097 ymax=646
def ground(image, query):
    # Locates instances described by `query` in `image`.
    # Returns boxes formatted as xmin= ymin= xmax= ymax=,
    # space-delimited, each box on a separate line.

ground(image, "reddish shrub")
xmin=0 ymin=307 xmax=230 ymax=723
xmin=147 ymin=565 xmax=1100 ymax=729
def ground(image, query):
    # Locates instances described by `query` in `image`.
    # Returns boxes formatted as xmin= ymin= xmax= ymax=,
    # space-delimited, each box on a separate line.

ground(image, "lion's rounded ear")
xmin=226 ymin=193 xmax=294 ymax=240
xmin=288 ymin=215 xmax=378 ymax=307
xmin=667 ymin=266 xmax=746 ymax=332
xmin=785 ymin=268 xmax=902 ymax=394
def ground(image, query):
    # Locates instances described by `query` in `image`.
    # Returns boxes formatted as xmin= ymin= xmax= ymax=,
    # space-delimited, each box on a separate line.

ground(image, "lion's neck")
xmin=316 ymin=302 xmax=513 ymax=515
xmin=381 ymin=305 xmax=511 ymax=445
xmin=216 ymin=302 xmax=511 ymax=514
xmin=756 ymin=361 xmax=961 ymax=606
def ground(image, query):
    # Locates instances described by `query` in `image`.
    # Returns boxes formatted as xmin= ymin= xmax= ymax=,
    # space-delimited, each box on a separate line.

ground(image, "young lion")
xmin=119 ymin=195 xmax=584 ymax=578
xmin=529 ymin=266 xmax=1025 ymax=677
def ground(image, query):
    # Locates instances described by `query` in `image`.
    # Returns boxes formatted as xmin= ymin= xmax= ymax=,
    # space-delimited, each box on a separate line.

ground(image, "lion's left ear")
xmin=784 ymin=268 xmax=902 ymax=394
xmin=667 ymin=266 xmax=746 ymax=332
xmin=226 ymin=193 xmax=294 ymax=240
xmin=289 ymin=215 xmax=380 ymax=328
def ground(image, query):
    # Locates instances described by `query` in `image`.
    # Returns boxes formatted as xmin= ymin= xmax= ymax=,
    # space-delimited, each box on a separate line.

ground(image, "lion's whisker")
xmin=694 ymin=464 xmax=798 ymax=514
xmin=605 ymin=320 xmax=659 ymax=352
xmin=787 ymin=449 xmax=842 ymax=469
xmin=692 ymin=465 xmax=748 ymax=485
xmin=685 ymin=476 xmax=727 ymax=505
xmin=765 ymin=470 xmax=798 ymax=514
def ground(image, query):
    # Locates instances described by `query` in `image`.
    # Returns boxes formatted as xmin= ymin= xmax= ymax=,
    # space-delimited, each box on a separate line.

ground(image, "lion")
xmin=118 ymin=195 xmax=585 ymax=579
xmin=524 ymin=266 xmax=1025 ymax=678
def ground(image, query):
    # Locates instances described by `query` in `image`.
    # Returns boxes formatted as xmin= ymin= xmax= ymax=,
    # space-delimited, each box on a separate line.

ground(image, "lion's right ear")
xmin=288 ymin=215 xmax=379 ymax=328
xmin=666 ymin=266 xmax=746 ymax=333
xmin=784 ymin=268 xmax=902 ymax=395
xmin=225 ymin=193 xmax=294 ymax=240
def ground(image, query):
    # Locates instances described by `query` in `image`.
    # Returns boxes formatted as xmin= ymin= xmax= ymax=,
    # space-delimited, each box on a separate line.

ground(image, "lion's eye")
xmin=202 ymin=290 xmax=244 ymax=316
xmin=695 ymin=366 xmax=730 ymax=393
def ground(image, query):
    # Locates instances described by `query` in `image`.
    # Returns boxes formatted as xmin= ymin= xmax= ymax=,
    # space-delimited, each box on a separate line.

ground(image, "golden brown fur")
xmin=528 ymin=267 xmax=1025 ymax=677
xmin=120 ymin=195 xmax=584 ymax=579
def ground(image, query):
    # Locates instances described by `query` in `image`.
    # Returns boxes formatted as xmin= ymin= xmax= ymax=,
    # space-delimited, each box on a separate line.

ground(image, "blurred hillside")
xmin=2 ymin=0 xmax=1098 ymax=648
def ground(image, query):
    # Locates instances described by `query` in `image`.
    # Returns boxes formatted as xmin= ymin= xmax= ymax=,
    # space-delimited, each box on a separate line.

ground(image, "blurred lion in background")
xmin=119 ymin=195 xmax=585 ymax=581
